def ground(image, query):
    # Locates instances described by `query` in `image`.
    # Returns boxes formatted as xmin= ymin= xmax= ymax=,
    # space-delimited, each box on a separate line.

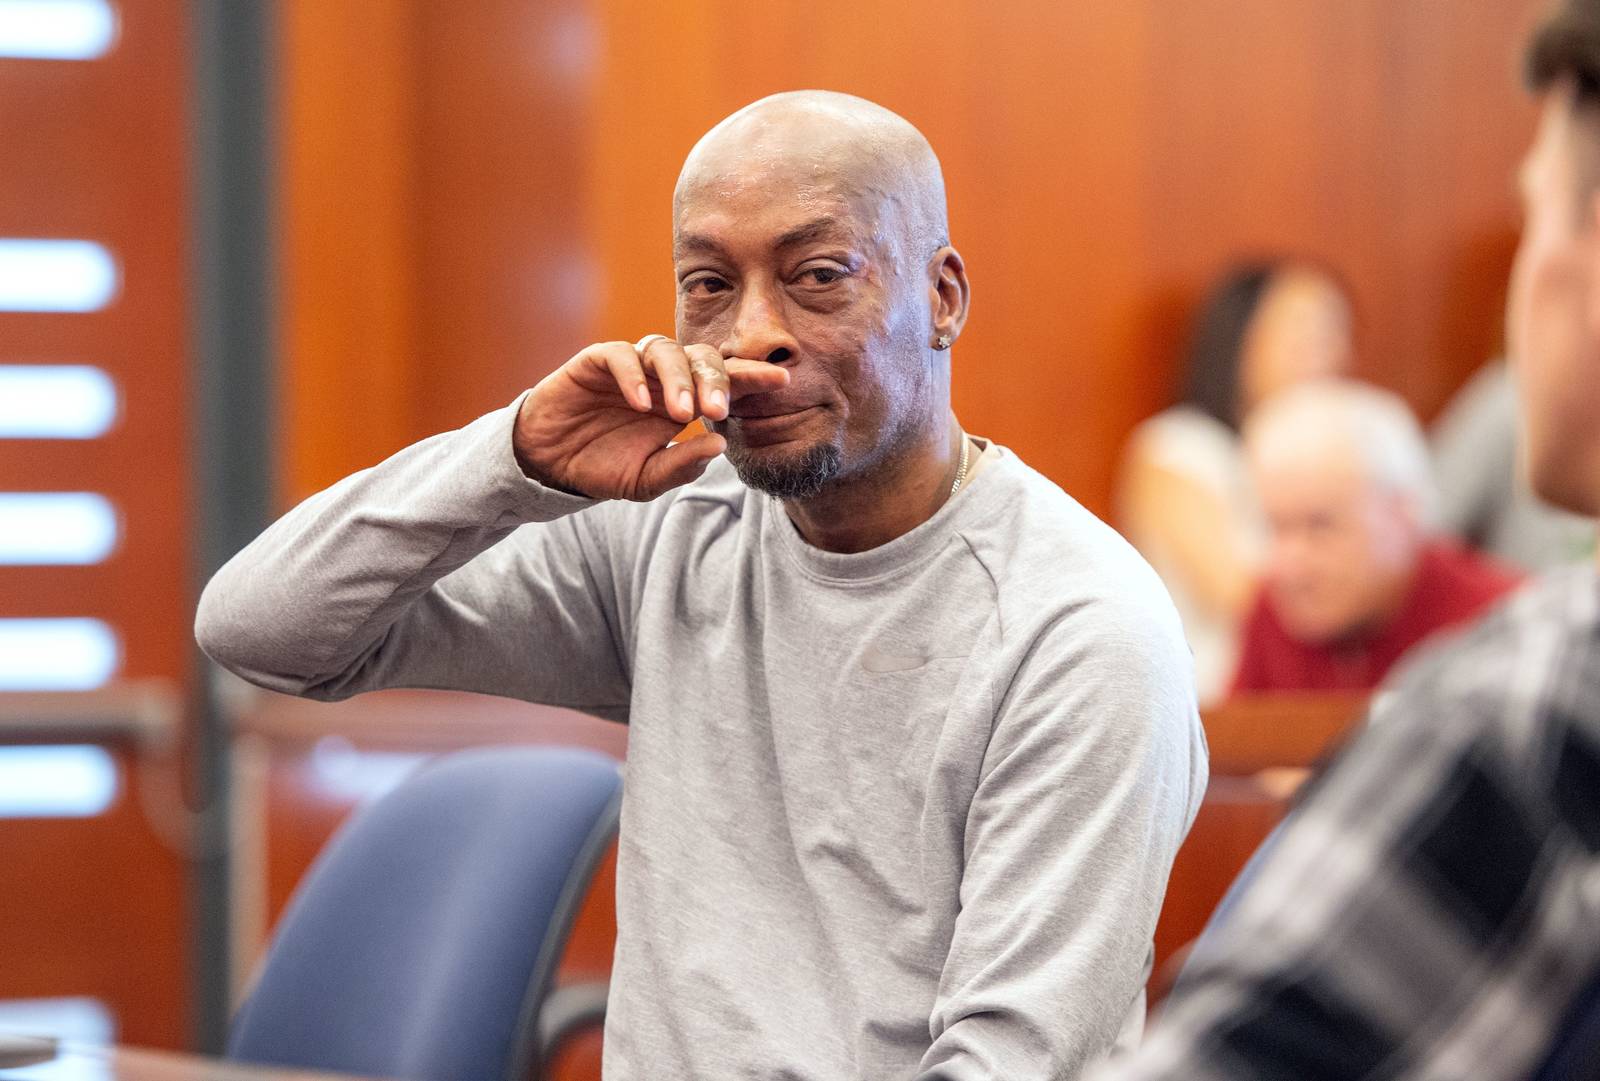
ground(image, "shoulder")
xmin=1130 ymin=405 xmax=1237 ymax=453
xmin=1414 ymin=541 xmax=1526 ymax=624
xmin=1124 ymin=406 xmax=1242 ymax=486
xmin=964 ymin=449 xmax=1191 ymax=676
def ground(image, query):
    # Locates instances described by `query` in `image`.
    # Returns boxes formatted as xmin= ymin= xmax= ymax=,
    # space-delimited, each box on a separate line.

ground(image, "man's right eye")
xmin=682 ymin=275 xmax=730 ymax=296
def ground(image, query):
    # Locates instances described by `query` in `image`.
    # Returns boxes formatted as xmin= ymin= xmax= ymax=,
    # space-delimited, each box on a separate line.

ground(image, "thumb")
xmin=635 ymin=431 xmax=727 ymax=500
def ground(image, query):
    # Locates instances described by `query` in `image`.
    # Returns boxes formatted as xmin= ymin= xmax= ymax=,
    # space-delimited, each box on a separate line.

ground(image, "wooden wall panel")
xmin=277 ymin=1 xmax=596 ymax=506
xmin=409 ymin=2 xmax=598 ymax=436
xmin=277 ymin=1 xmax=421 ymax=508
xmin=1 ymin=0 xmax=193 ymax=1048
xmin=1142 ymin=0 xmax=1544 ymax=430
xmin=0 ymin=0 xmax=192 ymax=681
xmin=0 ymin=746 xmax=190 ymax=1047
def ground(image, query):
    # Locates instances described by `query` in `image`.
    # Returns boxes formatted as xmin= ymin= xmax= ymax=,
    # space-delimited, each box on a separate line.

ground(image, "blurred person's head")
xmin=1245 ymin=379 xmax=1438 ymax=644
xmin=1184 ymin=261 xmax=1354 ymax=431
xmin=1513 ymin=0 xmax=1600 ymax=518
xmin=671 ymin=90 xmax=969 ymax=500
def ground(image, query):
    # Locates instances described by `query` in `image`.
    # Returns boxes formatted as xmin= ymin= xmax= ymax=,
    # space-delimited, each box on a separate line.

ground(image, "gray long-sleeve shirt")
xmin=196 ymin=398 xmax=1207 ymax=1080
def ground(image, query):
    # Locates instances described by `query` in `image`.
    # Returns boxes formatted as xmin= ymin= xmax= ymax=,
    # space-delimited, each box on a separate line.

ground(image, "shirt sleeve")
xmin=916 ymin=600 xmax=1208 ymax=1080
xmin=194 ymin=394 xmax=634 ymax=719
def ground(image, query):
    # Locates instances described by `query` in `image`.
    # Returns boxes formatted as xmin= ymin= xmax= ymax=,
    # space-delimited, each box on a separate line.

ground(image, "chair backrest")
xmin=228 ymin=745 xmax=622 ymax=1081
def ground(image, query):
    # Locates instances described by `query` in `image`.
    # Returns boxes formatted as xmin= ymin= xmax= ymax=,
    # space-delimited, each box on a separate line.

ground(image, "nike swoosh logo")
xmin=859 ymin=645 xmax=967 ymax=674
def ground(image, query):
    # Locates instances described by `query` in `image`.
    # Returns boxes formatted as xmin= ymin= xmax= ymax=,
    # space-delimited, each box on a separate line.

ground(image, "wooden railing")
xmin=1150 ymin=693 xmax=1369 ymax=1000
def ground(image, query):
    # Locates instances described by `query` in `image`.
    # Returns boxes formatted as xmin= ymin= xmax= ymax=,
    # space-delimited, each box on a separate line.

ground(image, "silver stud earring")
xmin=934 ymin=334 xmax=952 ymax=351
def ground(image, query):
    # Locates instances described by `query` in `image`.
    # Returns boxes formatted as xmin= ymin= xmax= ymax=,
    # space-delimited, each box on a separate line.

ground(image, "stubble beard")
xmin=721 ymin=435 xmax=843 ymax=500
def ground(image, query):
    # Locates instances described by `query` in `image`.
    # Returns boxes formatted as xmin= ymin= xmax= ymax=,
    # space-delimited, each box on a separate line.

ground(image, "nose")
xmin=720 ymin=280 xmax=799 ymax=365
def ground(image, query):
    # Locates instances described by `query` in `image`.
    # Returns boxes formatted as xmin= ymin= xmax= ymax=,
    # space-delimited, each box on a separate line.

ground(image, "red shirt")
xmin=1231 ymin=541 xmax=1523 ymax=694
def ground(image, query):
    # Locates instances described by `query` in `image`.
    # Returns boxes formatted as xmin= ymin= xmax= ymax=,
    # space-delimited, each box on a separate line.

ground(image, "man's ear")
xmin=928 ymin=246 xmax=971 ymax=346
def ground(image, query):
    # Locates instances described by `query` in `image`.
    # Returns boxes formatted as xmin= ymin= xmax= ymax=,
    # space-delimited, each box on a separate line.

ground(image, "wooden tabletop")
xmin=1201 ymin=692 xmax=1369 ymax=775
xmin=0 ymin=1043 xmax=387 ymax=1081
xmin=234 ymin=685 xmax=627 ymax=757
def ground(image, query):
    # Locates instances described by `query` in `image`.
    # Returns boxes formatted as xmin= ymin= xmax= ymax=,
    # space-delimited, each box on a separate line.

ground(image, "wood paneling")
xmin=1200 ymin=692 xmax=1365 ymax=774
xmin=0 ymin=744 xmax=190 ymax=1046
xmin=276 ymin=1 xmax=421 ymax=509
xmin=276 ymin=1 xmax=596 ymax=506
xmin=0 ymin=0 xmax=193 ymax=1048
xmin=0 ymin=0 xmax=192 ymax=682
xmin=1150 ymin=775 xmax=1292 ymax=999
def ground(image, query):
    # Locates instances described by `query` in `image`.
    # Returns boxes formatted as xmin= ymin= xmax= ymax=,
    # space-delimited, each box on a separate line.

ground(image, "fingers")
xmin=580 ymin=337 xmax=791 ymax=418
xmin=637 ymin=430 xmax=727 ymax=500
xmin=724 ymin=356 xmax=791 ymax=399
xmin=638 ymin=336 xmax=699 ymax=423
xmin=683 ymin=343 xmax=731 ymax=420
xmin=587 ymin=341 xmax=653 ymax=412
xmin=639 ymin=338 xmax=788 ymax=420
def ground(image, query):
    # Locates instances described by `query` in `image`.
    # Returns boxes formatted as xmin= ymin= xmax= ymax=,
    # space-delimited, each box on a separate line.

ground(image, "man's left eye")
xmin=799 ymin=267 xmax=844 ymax=286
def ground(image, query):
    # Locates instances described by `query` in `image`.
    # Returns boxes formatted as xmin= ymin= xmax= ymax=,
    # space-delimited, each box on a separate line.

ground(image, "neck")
xmin=782 ymin=415 xmax=965 ymax=554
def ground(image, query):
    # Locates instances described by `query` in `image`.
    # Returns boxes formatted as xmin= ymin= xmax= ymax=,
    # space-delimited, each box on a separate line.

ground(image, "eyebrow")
xmin=673 ymin=216 xmax=851 ymax=261
xmin=673 ymin=232 xmax=725 ymax=259
xmin=774 ymin=217 xmax=849 ymax=250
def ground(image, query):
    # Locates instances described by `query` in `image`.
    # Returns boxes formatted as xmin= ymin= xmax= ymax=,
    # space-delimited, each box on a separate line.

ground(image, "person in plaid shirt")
xmin=1098 ymin=2 xmax=1600 ymax=1078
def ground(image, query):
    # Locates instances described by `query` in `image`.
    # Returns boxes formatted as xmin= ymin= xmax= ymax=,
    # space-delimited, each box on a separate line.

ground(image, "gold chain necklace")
xmin=949 ymin=432 xmax=971 ymax=498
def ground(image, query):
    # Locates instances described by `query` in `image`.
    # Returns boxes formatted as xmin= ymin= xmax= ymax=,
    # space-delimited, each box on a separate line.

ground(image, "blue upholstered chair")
xmin=228 ymin=745 xmax=622 ymax=1081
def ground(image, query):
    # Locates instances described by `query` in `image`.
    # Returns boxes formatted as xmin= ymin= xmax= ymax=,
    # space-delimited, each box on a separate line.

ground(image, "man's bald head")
xmin=1244 ymin=379 xmax=1437 ymax=525
xmin=675 ymin=91 xmax=949 ymax=261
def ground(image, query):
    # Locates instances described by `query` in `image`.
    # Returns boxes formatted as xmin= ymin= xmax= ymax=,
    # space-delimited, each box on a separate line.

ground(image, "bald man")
xmin=1232 ymin=379 xmax=1521 ymax=693
xmin=198 ymin=91 xmax=1205 ymax=1080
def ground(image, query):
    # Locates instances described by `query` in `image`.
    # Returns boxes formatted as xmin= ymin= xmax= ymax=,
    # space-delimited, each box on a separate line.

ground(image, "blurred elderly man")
xmin=197 ymin=91 xmax=1205 ymax=1080
xmin=1098 ymin=2 xmax=1600 ymax=1077
xmin=1231 ymin=378 xmax=1520 ymax=693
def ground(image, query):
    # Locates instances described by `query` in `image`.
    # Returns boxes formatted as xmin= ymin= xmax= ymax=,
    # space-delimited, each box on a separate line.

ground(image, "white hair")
xmin=1244 ymin=378 xmax=1439 ymax=528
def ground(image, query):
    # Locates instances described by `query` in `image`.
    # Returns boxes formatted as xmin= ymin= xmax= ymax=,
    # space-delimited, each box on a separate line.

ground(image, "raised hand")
xmin=513 ymin=336 xmax=789 ymax=501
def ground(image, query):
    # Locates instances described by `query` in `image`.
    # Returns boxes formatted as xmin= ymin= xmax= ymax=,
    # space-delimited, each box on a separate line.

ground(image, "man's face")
xmin=1508 ymin=88 xmax=1600 ymax=516
xmin=673 ymin=164 xmax=935 ymax=498
xmin=1253 ymin=450 xmax=1420 ymax=644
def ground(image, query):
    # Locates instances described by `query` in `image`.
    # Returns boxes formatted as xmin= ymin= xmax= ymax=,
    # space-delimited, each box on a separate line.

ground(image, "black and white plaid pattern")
xmin=1104 ymin=565 xmax=1600 ymax=1081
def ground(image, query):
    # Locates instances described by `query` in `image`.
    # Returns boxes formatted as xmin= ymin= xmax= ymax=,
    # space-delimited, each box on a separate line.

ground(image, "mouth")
xmin=728 ymin=396 xmax=816 ymax=420
xmin=723 ymin=404 xmax=821 ymax=444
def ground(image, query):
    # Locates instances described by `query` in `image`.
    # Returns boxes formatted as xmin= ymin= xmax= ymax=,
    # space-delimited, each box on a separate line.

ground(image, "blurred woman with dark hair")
xmin=1117 ymin=260 xmax=1353 ymax=703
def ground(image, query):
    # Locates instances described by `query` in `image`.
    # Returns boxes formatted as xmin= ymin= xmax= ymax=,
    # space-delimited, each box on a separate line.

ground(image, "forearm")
xmin=194 ymin=397 xmax=596 ymax=697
